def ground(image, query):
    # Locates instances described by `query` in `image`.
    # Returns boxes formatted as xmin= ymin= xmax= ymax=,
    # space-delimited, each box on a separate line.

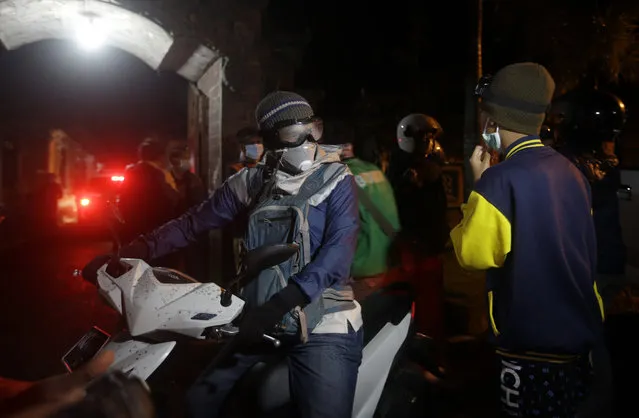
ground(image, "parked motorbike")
xmin=66 ymin=205 xmax=429 ymax=417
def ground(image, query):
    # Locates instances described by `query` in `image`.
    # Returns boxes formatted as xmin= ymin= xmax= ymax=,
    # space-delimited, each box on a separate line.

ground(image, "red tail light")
xmin=111 ymin=175 xmax=124 ymax=182
xmin=80 ymin=198 xmax=91 ymax=207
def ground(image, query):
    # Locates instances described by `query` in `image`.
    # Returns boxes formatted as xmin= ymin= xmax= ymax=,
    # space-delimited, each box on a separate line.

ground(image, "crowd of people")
xmin=0 ymin=60 xmax=629 ymax=417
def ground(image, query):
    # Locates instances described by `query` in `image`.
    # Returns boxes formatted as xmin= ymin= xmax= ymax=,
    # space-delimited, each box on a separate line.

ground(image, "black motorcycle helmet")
xmin=546 ymin=88 xmax=626 ymax=154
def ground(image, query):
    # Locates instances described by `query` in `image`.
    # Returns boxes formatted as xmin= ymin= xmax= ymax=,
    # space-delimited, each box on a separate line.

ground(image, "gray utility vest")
xmin=241 ymin=162 xmax=356 ymax=342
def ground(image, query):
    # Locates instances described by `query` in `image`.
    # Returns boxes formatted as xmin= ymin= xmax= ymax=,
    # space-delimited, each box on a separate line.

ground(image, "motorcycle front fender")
xmin=104 ymin=337 xmax=176 ymax=381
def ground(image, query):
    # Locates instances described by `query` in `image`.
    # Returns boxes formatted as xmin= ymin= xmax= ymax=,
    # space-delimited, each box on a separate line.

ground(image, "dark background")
xmin=0 ymin=0 xmax=638 ymax=166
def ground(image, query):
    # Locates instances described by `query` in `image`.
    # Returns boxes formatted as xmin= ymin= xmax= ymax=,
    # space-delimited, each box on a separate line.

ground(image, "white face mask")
xmin=245 ymin=143 xmax=264 ymax=161
xmin=482 ymin=119 xmax=502 ymax=151
xmin=279 ymin=141 xmax=317 ymax=174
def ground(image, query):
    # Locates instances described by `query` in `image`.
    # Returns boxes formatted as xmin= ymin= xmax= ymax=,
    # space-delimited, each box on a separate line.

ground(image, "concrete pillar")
xmin=197 ymin=59 xmax=224 ymax=194
xmin=192 ymin=59 xmax=224 ymax=283
xmin=187 ymin=84 xmax=204 ymax=177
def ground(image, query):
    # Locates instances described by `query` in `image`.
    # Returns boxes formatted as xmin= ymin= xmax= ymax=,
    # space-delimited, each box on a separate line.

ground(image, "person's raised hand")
xmin=0 ymin=351 xmax=114 ymax=418
xmin=469 ymin=145 xmax=491 ymax=183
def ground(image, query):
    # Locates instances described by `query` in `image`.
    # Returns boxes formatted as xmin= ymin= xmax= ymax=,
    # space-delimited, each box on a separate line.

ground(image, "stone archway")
xmin=0 ymin=0 xmax=224 ymax=187
xmin=0 ymin=0 xmax=228 ymax=279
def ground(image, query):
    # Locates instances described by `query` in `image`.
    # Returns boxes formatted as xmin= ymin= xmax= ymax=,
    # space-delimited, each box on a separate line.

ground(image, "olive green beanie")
xmin=481 ymin=62 xmax=556 ymax=135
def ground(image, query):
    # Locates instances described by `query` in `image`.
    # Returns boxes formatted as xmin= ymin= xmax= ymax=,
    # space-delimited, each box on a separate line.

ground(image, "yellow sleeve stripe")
xmin=488 ymin=290 xmax=500 ymax=335
xmin=450 ymin=191 xmax=512 ymax=270
xmin=593 ymin=281 xmax=605 ymax=321
xmin=506 ymin=139 xmax=544 ymax=160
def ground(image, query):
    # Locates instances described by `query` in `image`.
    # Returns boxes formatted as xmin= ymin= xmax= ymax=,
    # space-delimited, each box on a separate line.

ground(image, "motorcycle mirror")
xmin=240 ymin=244 xmax=299 ymax=279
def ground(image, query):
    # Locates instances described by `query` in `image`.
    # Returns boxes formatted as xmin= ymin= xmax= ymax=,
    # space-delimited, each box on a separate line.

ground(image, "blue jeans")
xmin=187 ymin=324 xmax=363 ymax=418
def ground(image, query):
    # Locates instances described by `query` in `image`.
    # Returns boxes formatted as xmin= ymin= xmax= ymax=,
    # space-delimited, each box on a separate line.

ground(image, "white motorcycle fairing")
xmin=105 ymin=337 xmax=176 ymax=381
xmin=353 ymin=312 xmax=412 ymax=418
xmin=97 ymin=259 xmax=245 ymax=338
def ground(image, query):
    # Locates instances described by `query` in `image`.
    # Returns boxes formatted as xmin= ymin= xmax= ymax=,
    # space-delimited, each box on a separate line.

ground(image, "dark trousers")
xmin=392 ymin=244 xmax=444 ymax=339
xmin=497 ymin=353 xmax=592 ymax=417
xmin=187 ymin=325 xmax=363 ymax=418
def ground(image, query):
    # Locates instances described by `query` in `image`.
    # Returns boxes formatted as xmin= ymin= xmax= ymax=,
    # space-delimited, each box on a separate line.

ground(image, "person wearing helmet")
xmin=83 ymin=91 xmax=362 ymax=418
xmin=118 ymin=138 xmax=179 ymax=245
xmin=547 ymin=88 xmax=627 ymax=282
xmin=386 ymin=113 xmax=448 ymax=339
xmin=388 ymin=113 xmax=448 ymax=254
xmin=451 ymin=63 xmax=608 ymax=417
xmin=321 ymin=119 xmax=401 ymax=300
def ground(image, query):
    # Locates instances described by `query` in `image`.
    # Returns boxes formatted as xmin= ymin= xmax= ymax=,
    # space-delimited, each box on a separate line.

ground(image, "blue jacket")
xmin=450 ymin=136 xmax=605 ymax=358
xmin=140 ymin=167 xmax=359 ymax=302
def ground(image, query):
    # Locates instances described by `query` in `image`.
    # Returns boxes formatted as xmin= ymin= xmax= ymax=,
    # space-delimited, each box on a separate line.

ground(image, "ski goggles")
xmin=261 ymin=117 xmax=323 ymax=149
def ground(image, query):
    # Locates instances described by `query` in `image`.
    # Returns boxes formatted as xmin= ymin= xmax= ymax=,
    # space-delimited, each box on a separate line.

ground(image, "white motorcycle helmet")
xmin=396 ymin=114 xmax=443 ymax=155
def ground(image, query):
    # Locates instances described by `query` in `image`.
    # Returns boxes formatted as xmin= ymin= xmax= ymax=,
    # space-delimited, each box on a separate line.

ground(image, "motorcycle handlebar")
xmin=262 ymin=333 xmax=282 ymax=348
xmin=215 ymin=325 xmax=281 ymax=347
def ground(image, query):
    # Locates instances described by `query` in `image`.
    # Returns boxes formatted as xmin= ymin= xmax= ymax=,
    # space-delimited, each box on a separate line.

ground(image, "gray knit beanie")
xmin=255 ymin=91 xmax=315 ymax=131
xmin=481 ymin=62 xmax=556 ymax=135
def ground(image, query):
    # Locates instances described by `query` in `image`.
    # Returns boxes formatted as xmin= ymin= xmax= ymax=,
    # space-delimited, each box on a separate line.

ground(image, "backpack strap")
xmin=295 ymin=164 xmax=334 ymax=201
xmin=246 ymin=165 xmax=274 ymax=211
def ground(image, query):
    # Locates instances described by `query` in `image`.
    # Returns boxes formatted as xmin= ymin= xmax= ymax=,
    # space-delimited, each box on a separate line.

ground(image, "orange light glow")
xmin=80 ymin=198 xmax=90 ymax=207
xmin=111 ymin=175 xmax=125 ymax=182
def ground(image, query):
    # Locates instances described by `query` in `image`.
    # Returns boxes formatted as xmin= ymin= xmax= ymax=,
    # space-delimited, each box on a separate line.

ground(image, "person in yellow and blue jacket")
xmin=450 ymin=63 xmax=609 ymax=418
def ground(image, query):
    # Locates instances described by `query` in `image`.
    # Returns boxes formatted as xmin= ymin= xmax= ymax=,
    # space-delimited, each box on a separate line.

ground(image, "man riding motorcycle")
xmin=83 ymin=91 xmax=362 ymax=418
xmin=385 ymin=113 xmax=448 ymax=339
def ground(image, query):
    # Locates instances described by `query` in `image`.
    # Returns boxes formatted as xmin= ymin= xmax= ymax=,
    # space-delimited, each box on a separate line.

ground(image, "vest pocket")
xmin=488 ymin=290 xmax=500 ymax=336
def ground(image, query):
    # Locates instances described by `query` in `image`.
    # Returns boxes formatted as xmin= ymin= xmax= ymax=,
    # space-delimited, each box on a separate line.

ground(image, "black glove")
xmin=119 ymin=241 xmax=150 ymax=260
xmin=81 ymin=241 xmax=150 ymax=284
xmin=237 ymin=283 xmax=308 ymax=346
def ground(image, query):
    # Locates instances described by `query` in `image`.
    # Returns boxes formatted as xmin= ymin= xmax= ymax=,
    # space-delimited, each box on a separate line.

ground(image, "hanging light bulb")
xmin=75 ymin=11 xmax=107 ymax=51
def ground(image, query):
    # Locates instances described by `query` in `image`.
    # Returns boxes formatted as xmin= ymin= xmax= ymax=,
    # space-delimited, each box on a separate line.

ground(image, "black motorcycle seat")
xmin=222 ymin=282 xmax=414 ymax=417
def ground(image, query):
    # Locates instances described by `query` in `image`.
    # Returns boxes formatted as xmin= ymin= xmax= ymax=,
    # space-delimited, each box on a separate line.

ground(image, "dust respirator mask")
xmin=278 ymin=142 xmax=317 ymax=173
xmin=262 ymin=118 xmax=322 ymax=174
